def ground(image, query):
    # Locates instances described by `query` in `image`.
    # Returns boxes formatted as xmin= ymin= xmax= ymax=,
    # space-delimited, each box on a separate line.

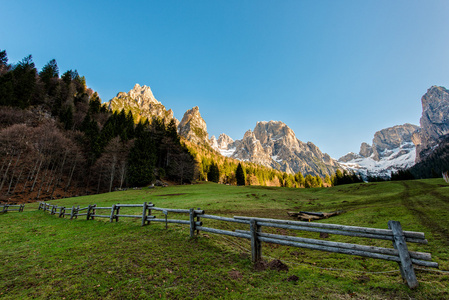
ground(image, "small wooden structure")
xmin=287 ymin=211 xmax=343 ymax=221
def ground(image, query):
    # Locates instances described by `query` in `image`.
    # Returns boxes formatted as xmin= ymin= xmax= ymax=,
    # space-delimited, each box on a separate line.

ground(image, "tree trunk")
xmin=0 ymin=157 xmax=13 ymax=192
xmin=109 ymin=155 xmax=117 ymax=193
xmin=119 ymin=161 xmax=126 ymax=189
xmin=12 ymin=166 xmax=24 ymax=194
xmin=96 ymin=165 xmax=103 ymax=194
xmin=51 ymin=150 xmax=68 ymax=199
xmin=30 ymin=158 xmax=43 ymax=192
xmin=36 ymin=162 xmax=50 ymax=199
xmin=65 ymin=155 xmax=78 ymax=193
xmin=46 ymin=161 xmax=58 ymax=192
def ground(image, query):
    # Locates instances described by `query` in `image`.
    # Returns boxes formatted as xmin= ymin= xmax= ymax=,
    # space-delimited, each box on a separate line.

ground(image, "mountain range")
xmin=107 ymin=84 xmax=449 ymax=178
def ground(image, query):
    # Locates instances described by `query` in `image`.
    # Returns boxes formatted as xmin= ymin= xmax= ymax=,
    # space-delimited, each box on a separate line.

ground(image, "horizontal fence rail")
xmin=37 ymin=201 xmax=439 ymax=289
xmin=1 ymin=204 xmax=25 ymax=213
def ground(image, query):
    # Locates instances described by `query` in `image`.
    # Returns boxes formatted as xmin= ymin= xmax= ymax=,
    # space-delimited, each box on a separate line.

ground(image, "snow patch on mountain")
xmin=339 ymin=142 xmax=416 ymax=178
xmin=338 ymin=124 xmax=419 ymax=178
xmin=219 ymin=147 xmax=236 ymax=157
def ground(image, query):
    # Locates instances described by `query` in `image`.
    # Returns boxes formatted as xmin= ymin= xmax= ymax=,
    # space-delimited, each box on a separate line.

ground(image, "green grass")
xmin=1 ymin=179 xmax=449 ymax=299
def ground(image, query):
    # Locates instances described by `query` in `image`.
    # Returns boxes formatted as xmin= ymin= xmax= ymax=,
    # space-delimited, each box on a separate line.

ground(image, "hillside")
xmin=1 ymin=179 xmax=448 ymax=299
xmin=0 ymin=51 xmax=197 ymax=202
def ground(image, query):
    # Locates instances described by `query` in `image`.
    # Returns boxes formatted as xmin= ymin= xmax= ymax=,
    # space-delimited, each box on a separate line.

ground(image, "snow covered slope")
xmin=339 ymin=142 xmax=416 ymax=178
xmin=338 ymin=124 xmax=419 ymax=178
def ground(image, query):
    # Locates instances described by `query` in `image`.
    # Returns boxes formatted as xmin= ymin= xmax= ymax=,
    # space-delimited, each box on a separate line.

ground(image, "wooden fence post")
xmin=110 ymin=205 xmax=116 ymax=223
xmin=70 ymin=206 xmax=75 ymax=220
xmin=388 ymin=220 xmax=418 ymax=289
xmin=250 ymin=219 xmax=262 ymax=263
xmin=196 ymin=207 xmax=201 ymax=235
xmin=164 ymin=210 xmax=168 ymax=229
xmin=20 ymin=204 xmax=24 ymax=212
xmin=148 ymin=202 xmax=152 ymax=225
xmin=115 ymin=204 xmax=120 ymax=222
xmin=141 ymin=202 xmax=148 ymax=226
xmin=86 ymin=205 xmax=92 ymax=220
xmin=92 ymin=204 xmax=96 ymax=220
xmin=189 ymin=208 xmax=196 ymax=238
xmin=59 ymin=207 xmax=64 ymax=218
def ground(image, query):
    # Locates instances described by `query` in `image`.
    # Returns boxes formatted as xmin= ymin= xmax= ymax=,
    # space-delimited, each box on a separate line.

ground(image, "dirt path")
xmin=400 ymin=181 xmax=449 ymax=246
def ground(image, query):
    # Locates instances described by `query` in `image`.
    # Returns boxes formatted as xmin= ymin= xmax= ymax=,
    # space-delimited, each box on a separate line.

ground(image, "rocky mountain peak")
xmin=178 ymin=106 xmax=209 ymax=145
xmin=215 ymin=121 xmax=339 ymax=176
xmin=359 ymin=142 xmax=373 ymax=158
xmin=210 ymin=135 xmax=218 ymax=149
xmin=412 ymin=86 xmax=449 ymax=162
xmin=217 ymin=133 xmax=234 ymax=149
xmin=339 ymin=123 xmax=419 ymax=178
xmin=128 ymin=84 xmax=160 ymax=106
xmin=254 ymin=121 xmax=294 ymax=141
xmin=253 ymin=121 xmax=302 ymax=152
xmin=108 ymin=83 xmax=176 ymax=125
xmin=371 ymin=123 xmax=419 ymax=160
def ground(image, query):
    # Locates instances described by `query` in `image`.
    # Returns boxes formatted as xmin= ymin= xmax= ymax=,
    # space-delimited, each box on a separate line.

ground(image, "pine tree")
xmin=208 ymin=163 xmax=220 ymax=183
xmin=127 ymin=131 xmax=156 ymax=186
xmin=39 ymin=59 xmax=59 ymax=90
xmin=236 ymin=163 xmax=246 ymax=186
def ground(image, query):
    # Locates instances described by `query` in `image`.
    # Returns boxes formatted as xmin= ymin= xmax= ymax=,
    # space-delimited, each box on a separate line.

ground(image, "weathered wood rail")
xmin=1 ymin=204 xmax=25 ymax=213
xmin=38 ymin=201 xmax=438 ymax=289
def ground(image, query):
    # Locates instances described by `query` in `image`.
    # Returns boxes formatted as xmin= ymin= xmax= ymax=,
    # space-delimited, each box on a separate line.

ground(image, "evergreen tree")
xmin=236 ymin=163 xmax=246 ymax=186
xmin=294 ymin=171 xmax=305 ymax=187
xmin=88 ymin=92 xmax=101 ymax=114
xmin=60 ymin=105 xmax=73 ymax=130
xmin=61 ymin=69 xmax=78 ymax=85
xmin=0 ymin=49 xmax=10 ymax=74
xmin=207 ymin=162 xmax=220 ymax=183
xmin=304 ymin=174 xmax=318 ymax=188
xmin=0 ymin=50 xmax=7 ymax=66
xmin=39 ymin=59 xmax=59 ymax=91
xmin=127 ymin=131 xmax=156 ymax=186
xmin=11 ymin=55 xmax=37 ymax=108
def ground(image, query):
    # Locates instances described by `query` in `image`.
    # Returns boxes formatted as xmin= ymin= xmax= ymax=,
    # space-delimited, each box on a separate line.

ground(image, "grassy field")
xmin=1 ymin=179 xmax=448 ymax=299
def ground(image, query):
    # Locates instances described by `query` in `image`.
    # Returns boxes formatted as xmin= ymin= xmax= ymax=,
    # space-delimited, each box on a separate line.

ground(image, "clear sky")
xmin=2 ymin=0 xmax=449 ymax=158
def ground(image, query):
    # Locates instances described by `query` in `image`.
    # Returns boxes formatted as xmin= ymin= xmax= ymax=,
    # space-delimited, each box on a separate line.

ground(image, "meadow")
xmin=1 ymin=179 xmax=448 ymax=299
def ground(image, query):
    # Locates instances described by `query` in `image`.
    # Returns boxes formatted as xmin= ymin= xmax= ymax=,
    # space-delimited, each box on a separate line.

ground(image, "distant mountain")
xmin=178 ymin=106 xmax=210 ymax=146
xmin=412 ymin=86 xmax=449 ymax=162
xmin=212 ymin=121 xmax=340 ymax=176
xmin=108 ymin=84 xmax=177 ymax=125
xmin=339 ymin=124 xmax=419 ymax=178
xmin=108 ymin=84 xmax=449 ymax=179
xmin=339 ymin=85 xmax=449 ymax=179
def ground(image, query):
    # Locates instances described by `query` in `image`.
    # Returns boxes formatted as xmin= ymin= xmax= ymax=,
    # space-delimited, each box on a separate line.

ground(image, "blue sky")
xmin=2 ymin=0 xmax=449 ymax=158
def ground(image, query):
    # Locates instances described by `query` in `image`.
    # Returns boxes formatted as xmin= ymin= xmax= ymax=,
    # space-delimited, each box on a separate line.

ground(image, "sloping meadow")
xmin=1 ymin=180 xmax=448 ymax=299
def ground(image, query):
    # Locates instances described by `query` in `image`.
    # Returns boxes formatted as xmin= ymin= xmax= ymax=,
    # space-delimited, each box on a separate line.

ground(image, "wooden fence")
xmin=1 ymin=204 xmax=25 ymax=213
xmin=37 ymin=201 xmax=439 ymax=289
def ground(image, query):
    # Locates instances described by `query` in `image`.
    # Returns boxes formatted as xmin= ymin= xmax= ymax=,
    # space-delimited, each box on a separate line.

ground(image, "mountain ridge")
xmin=107 ymin=83 xmax=449 ymax=179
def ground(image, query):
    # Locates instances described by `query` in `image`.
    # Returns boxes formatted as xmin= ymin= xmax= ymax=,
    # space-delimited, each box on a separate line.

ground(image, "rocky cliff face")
xmin=212 ymin=133 xmax=237 ymax=156
xmin=178 ymin=106 xmax=210 ymax=145
xmin=339 ymin=124 xmax=419 ymax=178
xmin=412 ymin=86 xmax=449 ymax=162
xmin=213 ymin=121 xmax=339 ymax=176
xmin=108 ymin=84 xmax=177 ymax=125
